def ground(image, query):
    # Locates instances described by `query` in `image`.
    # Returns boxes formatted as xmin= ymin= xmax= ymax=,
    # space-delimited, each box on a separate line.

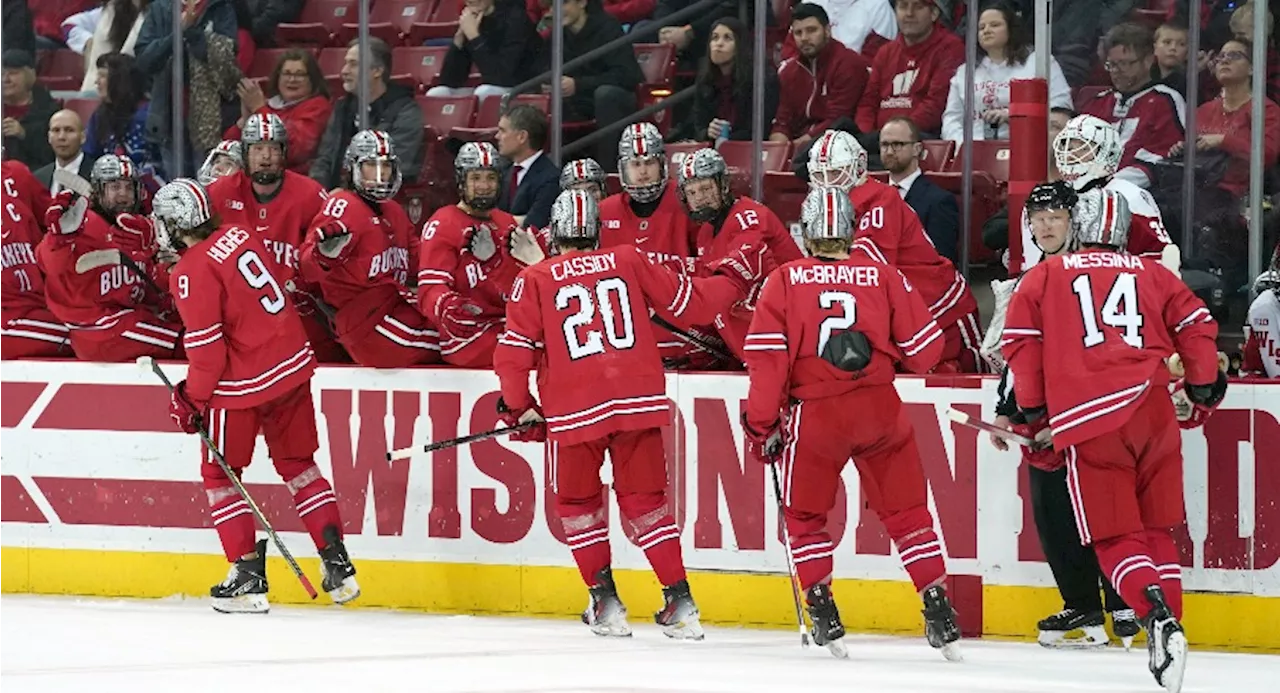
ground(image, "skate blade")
xmin=327 ymin=576 xmax=360 ymax=605
xmin=1038 ymin=626 xmax=1109 ymax=649
xmin=661 ymin=614 xmax=706 ymax=641
xmin=823 ymin=638 xmax=849 ymax=659
xmin=588 ymin=620 xmax=633 ymax=637
xmin=211 ymin=594 xmax=269 ymax=614
xmin=1158 ymin=632 xmax=1188 ymax=693
xmin=940 ymin=641 xmax=964 ymax=663
xmin=1121 ymin=635 xmax=1135 ymax=651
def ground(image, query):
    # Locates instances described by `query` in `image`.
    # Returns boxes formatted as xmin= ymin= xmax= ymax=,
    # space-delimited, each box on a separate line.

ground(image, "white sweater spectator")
xmin=809 ymin=0 xmax=897 ymax=53
xmin=942 ymin=49 xmax=1072 ymax=142
xmin=60 ymin=6 xmax=102 ymax=54
xmin=79 ymin=0 xmax=147 ymax=93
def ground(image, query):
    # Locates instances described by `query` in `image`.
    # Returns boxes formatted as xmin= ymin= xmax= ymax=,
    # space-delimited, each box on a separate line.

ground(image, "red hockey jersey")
xmin=170 ymin=224 xmax=315 ymax=410
xmin=299 ymin=191 xmax=421 ymax=340
xmin=1002 ymin=249 xmax=1218 ymax=448
xmin=2 ymin=190 xmax=47 ymax=316
xmin=205 ymin=170 xmax=329 ymax=280
xmin=1081 ymin=83 xmax=1185 ymax=188
xmin=598 ymin=182 xmax=700 ymax=269
xmin=855 ymin=27 xmax=965 ymax=134
xmin=495 ymin=247 xmax=744 ymax=445
xmin=2 ymin=160 xmax=51 ymax=220
xmin=36 ymin=211 xmax=163 ymax=329
xmin=743 ymin=255 xmax=943 ymax=431
xmin=848 ymin=178 xmax=976 ymax=329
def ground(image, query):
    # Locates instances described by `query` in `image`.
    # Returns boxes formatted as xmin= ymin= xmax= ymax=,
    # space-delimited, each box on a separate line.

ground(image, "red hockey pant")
xmin=780 ymin=385 xmax=947 ymax=596
xmin=938 ymin=310 xmax=984 ymax=373
xmin=299 ymin=304 xmax=348 ymax=364
xmin=200 ymin=382 xmax=342 ymax=562
xmin=1 ymin=308 xmax=70 ymax=358
xmin=551 ymin=428 xmax=686 ymax=588
xmin=69 ymin=310 xmax=182 ymax=361
xmin=342 ymin=301 xmax=441 ymax=368
xmin=1066 ymin=391 xmax=1184 ymax=619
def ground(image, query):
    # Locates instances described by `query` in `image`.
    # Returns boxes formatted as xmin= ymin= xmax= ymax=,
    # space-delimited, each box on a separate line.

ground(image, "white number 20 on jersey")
xmin=556 ymin=278 xmax=636 ymax=359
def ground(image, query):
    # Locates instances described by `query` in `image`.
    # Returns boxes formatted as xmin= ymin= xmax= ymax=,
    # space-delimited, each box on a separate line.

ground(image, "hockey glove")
xmin=169 ymin=381 xmax=204 ymax=435
xmin=741 ymin=413 xmax=784 ymax=465
xmin=1175 ymin=369 xmax=1228 ymax=430
xmin=315 ymin=220 xmax=354 ymax=262
xmin=497 ymin=397 xmax=547 ymax=443
xmin=507 ymin=226 xmax=547 ymax=266
xmin=114 ymin=213 xmax=157 ymax=252
xmin=710 ymin=242 xmax=774 ymax=295
xmin=45 ymin=190 xmax=88 ymax=236
xmin=463 ymin=224 xmax=504 ymax=273
xmin=434 ymin=291 xmax=486 ymax=341
xmin=1011 ymin=406 xmax=1052 ymax=452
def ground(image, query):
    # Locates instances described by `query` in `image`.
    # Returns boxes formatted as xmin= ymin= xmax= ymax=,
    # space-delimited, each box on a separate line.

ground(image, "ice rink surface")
xmin=2 ymin=595 xmax=1276 ymax=693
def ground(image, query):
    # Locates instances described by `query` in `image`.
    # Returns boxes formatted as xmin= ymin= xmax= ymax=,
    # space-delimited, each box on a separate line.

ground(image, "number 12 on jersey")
xmin=1071 ymin=272 xmax=1144 ymax=348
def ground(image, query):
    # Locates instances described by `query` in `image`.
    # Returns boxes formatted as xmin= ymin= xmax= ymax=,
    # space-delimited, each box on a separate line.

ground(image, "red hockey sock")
xmin=619 ymin=491 xmax=686 ymax=587
xmin=883 ymin=506 xmax=947 ymax=593
xmin=284 ymin=464 xmax=341 ymax=549
xmin=558 ymin=493 xmax=612 ymax=587
xmin=783 ymin=509 xmax=834 ymax=591
xmin=1093 ymin=532 xmax=1160 ymax=620
xmin=205 ymin=482 xmax=256 ymax=561
xmin=1147 ymin=528 xmax=1183 ymax=619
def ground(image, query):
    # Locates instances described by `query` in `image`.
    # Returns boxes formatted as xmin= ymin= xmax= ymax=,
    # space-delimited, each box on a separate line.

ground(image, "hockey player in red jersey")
xmin=2 ymin=158 xmax=51 ymax=218
xmin=1002 ymin=188 xmax=1224 ymax=693
xmin=494 ymin=189 xmax=770 ymax=640
xmin=205 ymin=113 xmax=340 ymax=362
xmin=599 ymin=123 xmax=701 ymax=267
xmin=2 ymin=186 xmax=69 ymax=358
xmin=743 ymin=186 xmax=962 ymax=661
xmin=155 ymin=178 xmax=359 ymax=613
xmin=299 ymin=130 xmax=440 ymax=367
xmin=560 ymin=158 xmax=608 ymax=202
xmin=36 ymin=155 xmax=183 ymax=361
xmin=417 ymin=142 xmax=536 ymax=367
xmin=196 ymin=140 xmax=243 ymax=186
xmin=806 ymin=129 xmax=984 ymax=372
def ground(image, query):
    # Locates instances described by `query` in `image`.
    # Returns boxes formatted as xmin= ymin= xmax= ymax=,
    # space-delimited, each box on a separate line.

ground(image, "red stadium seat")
xmin=38 ymin=49 xmax=83 ymax=90
xmin=336 ymin=0 xmax=436 ymax=46
xmin=275 ymin=0 xmax=359 ymax=47
xmin=393 ymin=46 xmax=449 ymax=92
xmin=718 ymin=140 xmax=792 ymax=173
xmin=664 ymin=141 xmax=706 ymax=170
xmin=318 ymin=47 xmax=349 ymax=78
xmin=418 ymin=95 xmax=477 ymax=140
xmin=61 ymin=97 xmax=100 ymax=124
xmin=450 ymin=93 xmax=550 ymax=142
xmin=951 ymin=140 xmax=1010 ymax=182
xmin=408 ymin=0 xmax=463 ymax=43
xmin=634 ymin=43 xmax=675 ymax=88
xmin=920 ymin=139 xmax=955 ymax=172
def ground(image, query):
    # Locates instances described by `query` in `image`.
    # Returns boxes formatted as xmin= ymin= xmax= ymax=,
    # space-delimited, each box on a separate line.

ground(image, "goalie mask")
xmin=345 ymin=129 xmax=402 ymax=201
xmin=617 ymin=122 xmax=667 ymax=204
xmin=549 ymin=189 xmax=600 ymax=246
xmin=1255 ymin=245 xmax=1279 ymax=295
xmin=808 ymin=130 xmax=867 ymax=192
xmin=90 ymin=154 xmax=141 ymax=216
xmin=1072 ymin=188 xmax=1131 ymax=249
xmin=152 ymin=178 xmax=214 ymax=252
xmin=197 ymin=140 xmax=243 ymax=186
xmin=1053 ymin=115 xmax=1122 ymax=191
xmin=800 ymin=185 xmax=855 ymax=241
xmin=560 ymin=158 xmax=607 ymax=200
xmin=241 ymin=113 xmax=288 ymax=186
xmin=1025 ymin=181 xmax=1078 ymax=255
xmin=676 ymin=148 xmax=732 ymax=223
xmin=454 ymin=141 xmax=500 ymax=211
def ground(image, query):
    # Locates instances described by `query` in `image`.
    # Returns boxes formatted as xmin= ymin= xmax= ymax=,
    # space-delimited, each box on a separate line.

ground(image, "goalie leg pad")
xmin=820 ymin=329 xmax=872 ymax=372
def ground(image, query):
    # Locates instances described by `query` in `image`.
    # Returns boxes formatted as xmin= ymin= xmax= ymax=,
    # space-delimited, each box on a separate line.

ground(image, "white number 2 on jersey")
xmin=817 ymin=290 xmax=856 ymax=355
xmin=1071 ymin=272 xmax=1144 ymax=348
xmin=556 ymin=277 xmax=636 ymax=359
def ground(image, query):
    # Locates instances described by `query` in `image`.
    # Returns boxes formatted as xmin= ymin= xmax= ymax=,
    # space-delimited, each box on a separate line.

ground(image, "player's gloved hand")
xmin=463 ymin=224 xmax=503 ymax=272
xmin=741 ymin=413 xmax=784 ymax=464
xmin=114 ymin=213 xmax=156 ymax=252
xmin=315 ymin=220 xmax=354 ymax=262
xmin=1175 ymin=369 xmax=1228 ymax=429
xmin=45 ymin=190 xmax=88 ymax=236
xmin=1011 ymin=405 xmax=1052 ymax=452
xmin=507 ymin=226 xmax=547 ymax=266
xmin=169 ymin=381 xmax=203 ymax=435
xmin=710 ymin=241 xmax=775 ymax=294
xmin=434 ymin=291 xmax=485 ymax=340
xmin=497 ymin=397 xmax=547 ymax=443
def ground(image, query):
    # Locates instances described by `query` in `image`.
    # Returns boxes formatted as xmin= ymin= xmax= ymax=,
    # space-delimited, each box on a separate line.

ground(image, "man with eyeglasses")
xmin=879 ymin=116 xmax=958 ymax=263
xmin=1080 ymin=22 xmax=1186 ymax=190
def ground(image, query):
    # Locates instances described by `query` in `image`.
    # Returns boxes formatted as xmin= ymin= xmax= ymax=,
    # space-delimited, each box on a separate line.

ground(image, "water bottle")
xmin=715 ymin=121 xmax=730 ymax=148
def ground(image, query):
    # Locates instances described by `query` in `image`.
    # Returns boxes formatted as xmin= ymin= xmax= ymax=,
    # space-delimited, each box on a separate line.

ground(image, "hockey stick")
xmin=56 ymin=169 xmax=169 ymax=297
xmin=944 ymin=408 xmax=1037 ymax=448
xmin=385 ymin=422 xmax=536 ymax=461
xmin=649 ymin=312 xmax=736 ymax=363
xmin=137 ymin=356 xmax=319 ymax=600
xmin=769 ymin=463 xmax=811 ymax=648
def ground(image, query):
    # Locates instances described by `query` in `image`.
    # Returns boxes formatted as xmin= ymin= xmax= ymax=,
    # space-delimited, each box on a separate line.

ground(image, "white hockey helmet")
xmin=454 ymin=141 xmax=500 ymax=210
xmin=676 ymin=148 xmax=732 ymax=222
xmin=1053 ymin=115 xmax=1122 ymax=191
xmin=617 ymin=122 xmax=667 ymax=203
xmin=242 ymin=112 xmax=288 ymax=185
xmin=808 ymin=130 xmax=867 ymax=192
xmin=1072 ymin=188 xmax=1131 ymax=249
xmin=549 ymin=189 xmax=600 ymax=246
xmin=346 ymin=129 xmax=402 ymax=201
xmin=560 ymin=158 xmax=607 ymax=199
xmin=801 ymin=185 xmax=856 ymax=241
xmin=90 ymin=154 xmax=141 ymax=215
xmin=197 ymin=140 xmax=243 ymax=185
xmin=152 ymin=178 xmax=214 ymax=251
xmin=1256 ymin=245 xmax=1280 ymax=295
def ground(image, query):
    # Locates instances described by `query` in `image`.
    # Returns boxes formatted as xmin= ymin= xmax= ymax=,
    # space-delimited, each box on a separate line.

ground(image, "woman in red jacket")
xmin=224 ymin=48 xmax=332 ymax=175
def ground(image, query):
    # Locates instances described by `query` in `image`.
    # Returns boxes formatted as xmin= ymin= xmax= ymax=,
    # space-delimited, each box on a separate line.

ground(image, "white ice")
xmin=2 ymin=595 xmax=1275 ymax=693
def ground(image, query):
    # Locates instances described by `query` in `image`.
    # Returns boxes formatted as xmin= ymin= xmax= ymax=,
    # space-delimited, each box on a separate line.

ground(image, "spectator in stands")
xmin=2 ymin=0 xmax=37 ymax=56
xmin=31 ymin=0 xmax=97 ymax=50
xmin=555 ymin=0 xmax=644 ymax=172
xmin=780 ymin=0 xmax=898 ymax=60
xmin=856 ymin=0 xmax=964 ymax=159
xmin=429 ymin=0 xmax=546 ymax=106
xmin=880 ymin=116 xmax=959 ymax=262
xmin=1 ymin=50 xmax=57 ymax=170
xmin=243 ymin=0 xmax=302 ymax=48
xmin=666 ymin=17 xmax=779 ymax=144
xmin=634 ymin=0 xmax=773 ymax=69
xmin=942 ymin=1 xmax=1071 ymax=143
xmin=83 ymin=53 xmax=164 ymax=191
xmin=1081 ymin=22 xmax=1186 ymax=189
xmin=770 ymin=4 xmax=868 ymax=148
xmin=1229 ymin=1 xmax=1280 ymax=105
xmin=224 ymin=48 xmax=331 ymax=174
xmin=35 ymin=110 xmax=96 ymax=194
xmin=496 ymin=104 xmax=558 ymax=229
xmin=61 ymin=5 xmax=103 ymax=56
xmin=1151 ymin=17 xmax=1191 ymax=96
xmin=135 ymin=0 xmax=240 ymax=178
xmin=79 ymin=0 xmax=150 ymax=94
xmin=311 ymin=38 xmax=424 ymax=189
xmin=529 ymin=0 xmax=655 ymax=35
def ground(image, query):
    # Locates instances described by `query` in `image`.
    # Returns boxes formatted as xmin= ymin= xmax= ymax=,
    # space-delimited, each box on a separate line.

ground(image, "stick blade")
xmin=136 ymin=355 xmax=155 ymax=372
xmin=944 ymin=408 xmax=970 ymax=425
xmin=75 ymin=248 xmax=123 ymax=274
xmin=53 ymin=169 xmax=94 ymax=198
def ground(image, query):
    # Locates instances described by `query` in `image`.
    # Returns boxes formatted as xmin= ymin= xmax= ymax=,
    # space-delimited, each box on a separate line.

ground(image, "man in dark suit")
xmin=496 ymin=104 xmax=558 ymax=230
xmin=33 ymin=109 xmax=95 ymax=194
xmin=880 ymin=116 xmax=959 ymax=263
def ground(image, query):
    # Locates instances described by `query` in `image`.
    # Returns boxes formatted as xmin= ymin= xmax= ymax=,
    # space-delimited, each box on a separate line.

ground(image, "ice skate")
xmin=1112 ymin=608 xmax=1140 ymax=651
xmin=211 ymin=539 xmax=269 ymax=614
xmin=1143 ymin=587 xmax=1188 ymax=693
xmin=805 ymin=584 xmax=848 ymax=659
xmin=921 ymin=585 xmax=962 ymax=662
xmin=1037 ymin=609 xmax=1109 ymax=649
xmin=319 ymin=526 xmax=360 ymax=604
xmin=654 ymin=579 xmax=705 ymax=641
xmin=581 ymin=567 xmax=632 ymax=637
